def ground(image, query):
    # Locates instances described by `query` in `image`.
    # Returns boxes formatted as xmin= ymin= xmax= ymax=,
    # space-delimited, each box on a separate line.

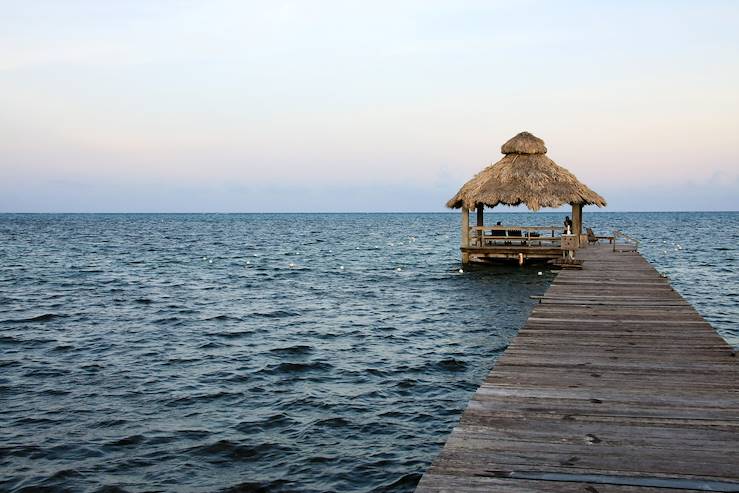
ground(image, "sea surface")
xmin=1 ymin=212 xmax=737 ymax=492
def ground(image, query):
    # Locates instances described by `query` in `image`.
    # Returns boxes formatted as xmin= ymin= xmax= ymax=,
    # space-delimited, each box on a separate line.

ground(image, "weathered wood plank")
xmin=417 ymin=473 xmax=712 ymax=493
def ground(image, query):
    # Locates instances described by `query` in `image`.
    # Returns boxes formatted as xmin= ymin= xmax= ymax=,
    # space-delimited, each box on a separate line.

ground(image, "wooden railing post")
xmin=476 ymin=205 xmax=484 ymax=246
xmin=572 ymin=203 xmax=583 ymax=247
xmin=461 ymin=207 xmax=470 ymax=264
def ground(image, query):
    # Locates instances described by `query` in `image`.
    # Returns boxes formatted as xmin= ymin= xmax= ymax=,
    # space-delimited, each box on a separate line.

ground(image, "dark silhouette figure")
xmin=564 ymin=216 xmax=573 ymax=233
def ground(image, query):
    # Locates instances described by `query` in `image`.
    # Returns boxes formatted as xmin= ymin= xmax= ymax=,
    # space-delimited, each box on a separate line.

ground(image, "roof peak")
xmin=501 ymin=131 xmax=547 ymax=155
xmin=446 ymin=132 xmax=606 ymax=210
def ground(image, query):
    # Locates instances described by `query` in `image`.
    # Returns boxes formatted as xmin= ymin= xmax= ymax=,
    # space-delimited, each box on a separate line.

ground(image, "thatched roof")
xmin=446 ymin=132 xmax=606 ymax=211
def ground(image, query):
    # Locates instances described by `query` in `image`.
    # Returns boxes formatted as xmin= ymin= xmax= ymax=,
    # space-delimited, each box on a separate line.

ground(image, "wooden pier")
xmin=417 ymin=244 xmax=739 ymax=492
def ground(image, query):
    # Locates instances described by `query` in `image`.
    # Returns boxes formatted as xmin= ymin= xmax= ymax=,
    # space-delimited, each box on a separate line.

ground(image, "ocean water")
xmin=0 ymin=212 xmax=736 ymax=492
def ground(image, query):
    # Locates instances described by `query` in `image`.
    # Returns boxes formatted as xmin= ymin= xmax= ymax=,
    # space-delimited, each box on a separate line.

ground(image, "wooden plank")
xmin=417 ymin=473 xmax=715 ymax=493
xmin=416 ymin=244 xmax=739 ymax=492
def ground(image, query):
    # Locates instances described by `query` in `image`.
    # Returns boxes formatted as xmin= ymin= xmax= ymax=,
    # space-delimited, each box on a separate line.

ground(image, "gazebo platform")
xmin=462 ymin=245 xmax=562 ymax=263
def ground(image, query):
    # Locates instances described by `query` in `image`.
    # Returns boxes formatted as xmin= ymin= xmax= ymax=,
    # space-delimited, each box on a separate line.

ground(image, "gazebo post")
xmin=476 ymin=204 xmax=484 ymax=246
xmin=461 ymin=207 xmax=470 ymax=263
xmin=572 ymin=203 xmax=583 ymax=247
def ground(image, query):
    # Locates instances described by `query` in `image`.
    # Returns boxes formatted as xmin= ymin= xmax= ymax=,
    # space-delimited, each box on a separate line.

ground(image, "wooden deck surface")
xmin=417 ymin=244 xmax=739 ymax=492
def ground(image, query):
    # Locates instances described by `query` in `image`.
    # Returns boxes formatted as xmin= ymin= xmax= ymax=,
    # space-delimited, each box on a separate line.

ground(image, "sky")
xmin=1 ymin=0 xmax=738 ymax=212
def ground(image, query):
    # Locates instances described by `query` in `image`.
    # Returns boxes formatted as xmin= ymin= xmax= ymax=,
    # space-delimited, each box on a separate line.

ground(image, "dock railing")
xmin=468 ymin=225 xmax=562 ymax=248
xmin=613 ymin=229 xmax=640 ymax=252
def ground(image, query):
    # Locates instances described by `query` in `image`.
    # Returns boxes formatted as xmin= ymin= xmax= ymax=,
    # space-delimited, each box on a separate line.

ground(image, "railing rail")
xmin=472 ymin=225 xmax=561 ymax=232
xmin=466 ymin=225 xmax=563 ymax=248
xmin=613 ymin=229 xmax=640 ymax=252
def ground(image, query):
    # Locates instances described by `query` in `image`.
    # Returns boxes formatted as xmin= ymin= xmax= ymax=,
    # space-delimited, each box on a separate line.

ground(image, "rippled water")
xmin=0 ymin=212 xmax=736 ymax=492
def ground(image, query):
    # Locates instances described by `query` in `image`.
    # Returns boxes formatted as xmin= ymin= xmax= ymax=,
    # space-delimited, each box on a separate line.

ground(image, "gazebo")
xmin=447 ymin=131 xmax=606 ymax=264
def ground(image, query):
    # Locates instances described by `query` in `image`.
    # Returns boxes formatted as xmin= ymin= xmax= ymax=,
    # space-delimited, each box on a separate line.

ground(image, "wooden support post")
xmin=461 ymin=207 xmax=470 ymax=264
xmin=572 ymin=203 xmax=583 ymax=248
xmin=476 ymin=204 xmax=484 ymax=246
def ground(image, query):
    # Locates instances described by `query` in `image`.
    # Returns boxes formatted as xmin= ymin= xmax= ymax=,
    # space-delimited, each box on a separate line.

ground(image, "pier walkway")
xmin=417 ymin=244 xmax=739 ymax=492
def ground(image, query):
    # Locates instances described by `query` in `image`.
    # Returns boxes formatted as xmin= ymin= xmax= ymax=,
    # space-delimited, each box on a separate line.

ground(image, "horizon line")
xmin=2 ymin=210 xmax=737 ymax=215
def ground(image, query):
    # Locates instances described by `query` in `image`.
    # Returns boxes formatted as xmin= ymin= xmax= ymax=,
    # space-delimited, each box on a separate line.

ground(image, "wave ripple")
xmin=2 ymin=212 xmax=734 ymax=491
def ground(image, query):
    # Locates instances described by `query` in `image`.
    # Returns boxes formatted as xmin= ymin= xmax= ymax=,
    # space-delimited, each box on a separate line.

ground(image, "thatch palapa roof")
xmin=446 ymin=131 xmax=606 ymax=211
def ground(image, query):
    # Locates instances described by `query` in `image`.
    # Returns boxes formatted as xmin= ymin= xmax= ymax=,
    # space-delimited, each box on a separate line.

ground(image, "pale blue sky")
xmin=1 ymin=1 xmax=738 ymax=211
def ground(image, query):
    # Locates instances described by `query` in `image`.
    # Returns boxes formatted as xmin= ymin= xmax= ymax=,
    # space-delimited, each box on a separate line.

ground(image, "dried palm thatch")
xmin=446 ymin=132 xmax=606 ymax=211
